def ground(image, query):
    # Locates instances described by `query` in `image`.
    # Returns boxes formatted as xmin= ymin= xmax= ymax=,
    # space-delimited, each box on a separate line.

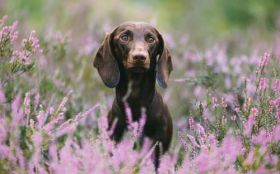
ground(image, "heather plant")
xmin=0 ymin=16 xmax=41 ymax=81
xmin=0 ymin=14 xmax=280 ymax=174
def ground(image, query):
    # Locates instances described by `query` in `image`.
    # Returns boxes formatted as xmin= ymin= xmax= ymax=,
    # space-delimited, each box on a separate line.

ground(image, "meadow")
xmin=0 ymin=0 xmax=280 ymax=173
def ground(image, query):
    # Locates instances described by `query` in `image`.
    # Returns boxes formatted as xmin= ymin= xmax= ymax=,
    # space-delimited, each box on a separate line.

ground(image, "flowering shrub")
xmin=0 ymin=16 xmax=280 ymax=174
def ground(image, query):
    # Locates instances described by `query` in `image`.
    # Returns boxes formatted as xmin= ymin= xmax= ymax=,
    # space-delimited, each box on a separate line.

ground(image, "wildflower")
xmin=259 ymin=52 xmax=270 ymax=68
xmin=244 ymin=150 xmax=254 ymax=165
xmin=234 ymin=107 xmax=240 ymax=113
xmin=243 ymin=98 xmax=252 ymax=111
xmin=251 ymin=107 xmax=258 ymax=116
xmin=124 ymin=101 xmax=133 ymax=126
xmin=273 ymin=79 xmax=280 ymax=93
xmin=138 ymin=107 xmax=147 ymax=137
xmin=259 ymin=77 xmax=267 ymax=91
xmin=0 ymin=15 xmax=8 ymax=27
xmin=0 ymin=85 xmax=5 ymax=103
xmin=0 ymin=19 xmax=18 ymax=42
xmin=220 ymin=136 xmax=242 ymax=165
xmin=187 ymin=134 xmax=200 ymax=148
xmin=178 ymin=132 xmax=189 ymax=151
xmin=196 ymin=124 xmax=207 ymax=145
xmin=188 ymin=115 xmax=194 ymax=130
xmin=277 ymin=110 xmax=280 ymax=122
xmin=11 ymin=95 xmax=24 ymax=126
xmin=28 ymin=30 xmax=42 ymax=53
xmin=221 ymin=97 xmax=227 ymax=108
xmin=256 ymin=52 xmax=270 ymax=74
xmin=34 ymin=93 xmax=40 ymax=107
xmin=37 ymin=110 xmax=47 ymax=129
xmin=211 ymin=96 xmax=218 ymax=109
xmin=0 ymin=116 xmax=7 ymax=143
xmin=231 ymin=115 xmax=237 ymax=121
xmin=23 ymin=92 xmax=31 ymax=115
xmin=252 ymin=130 xmax=272 ymax=146
xmin=222 ymin=115 xmax=227 ymax=125
xmin=244 ymin=108 xmax=258 ymax=136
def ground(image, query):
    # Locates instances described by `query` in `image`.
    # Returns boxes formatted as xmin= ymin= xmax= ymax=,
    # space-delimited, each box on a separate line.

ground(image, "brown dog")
xmin=93 ymin=22 xmax=173 ymax=168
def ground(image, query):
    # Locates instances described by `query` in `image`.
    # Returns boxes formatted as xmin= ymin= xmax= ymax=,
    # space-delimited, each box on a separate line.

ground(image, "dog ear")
xmin=156 ymin=32 xmax=173 ymax=88
xmin=93 ymin=31 xmax=120 ymax=88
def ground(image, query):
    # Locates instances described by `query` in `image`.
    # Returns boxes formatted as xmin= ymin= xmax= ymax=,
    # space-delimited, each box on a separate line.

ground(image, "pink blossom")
xmin=188 ymin=115 xmax=194 ymax=130
xmin=259 ymin=77 xmax=267 ymax=91
xmin=178 ymin=132 xmax=189 ymax=151
xmin=221 ymin=97 xmax=227 ymax=108
xmin=0 ymin=15 xmax=8 ymax=27
xmin=0 ymin=116 xmax=7 ymax=143
xmin=234 ymin=107 xmax=240 ymax=113
xmin=158 ymin=155 xmax=175 ymax=173
xmin=231 ymin=115 xmax=237 ymax=121
xmin=244 ymin=108 xmax=258 ymax=136
xmin=252 ymin=129 xmax=272 ymax=146
xmin=222 ymin=115 xmax=227 ymax=125
xmin=211 ymin=96 xmax=218 ymax=108
xmin=56 ymin=92 xmax=71 ymax=114
xmin=11 ymin=95 xmax=24 ymax=126
xmin=259 ymin=52 xmax=270 ymax=68
xmin=124 ymin=101 xmax=133 ymax=125
xmin=137 ymin=107 xmax=147 ymax=137
xmin=187 ymin=134 xmax=200 ymax=148
xmin=12 ymin=50 xmax=32 ymax=65
xmin=34 ymin=93 xmax=40 ymax=107
xmin=37 ymin=110 xmax=47 ymax=128
xmin=256 ymin=52 xmax=270 ymax=74
xmin=277 ymin=110 xmax=280 ymax=122
xmin=0 ymin=19 xmax=18 ymax=42
xmin=220 ymin=136 xmax=242 ymax=165
xmin=244 ymin=150 xmax=254 ymax=165
xmin=23 ymin=92 xmax=31 ymax=115
xmin=43 ymin=112 xmax=65 ymax=132
xmin=273 ymin=79 xmax=280 ymax=93
xmin=196 ymin=123 xmax=207 ymax=145
xmin=0 ymin=85 xmax=5 ymax=103
xmin=0 ymin=145 xmax=11 ymax=159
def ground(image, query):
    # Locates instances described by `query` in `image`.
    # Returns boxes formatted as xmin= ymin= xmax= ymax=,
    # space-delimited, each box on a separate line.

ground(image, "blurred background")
xmin=1 ymin=0 xmax=280 ymax=135
xmin=2 ymin=0 xmax=280 ymax=44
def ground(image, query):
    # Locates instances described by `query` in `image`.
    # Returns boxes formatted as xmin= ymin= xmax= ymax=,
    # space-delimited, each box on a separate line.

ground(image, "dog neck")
xmin=116 ymin=68 xmax=156 ymax=108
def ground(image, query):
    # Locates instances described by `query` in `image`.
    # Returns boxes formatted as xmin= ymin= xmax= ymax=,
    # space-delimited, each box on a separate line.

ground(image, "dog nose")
xmin=133 ymin=54 xmax=146 ymax=61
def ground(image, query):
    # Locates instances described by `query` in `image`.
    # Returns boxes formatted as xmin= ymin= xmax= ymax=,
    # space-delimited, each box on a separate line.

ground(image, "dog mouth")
xmin=128 ymin=66 xmax=148 ymax=73
xmin=126 ymin=62 xmax=149 ymax=72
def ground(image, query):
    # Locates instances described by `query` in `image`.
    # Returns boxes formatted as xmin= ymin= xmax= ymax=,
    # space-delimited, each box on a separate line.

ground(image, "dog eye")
xmin=146 ymin=36 xmax=155 ymax=43
xmin=120 ymin=34 xmax=129 ymax=42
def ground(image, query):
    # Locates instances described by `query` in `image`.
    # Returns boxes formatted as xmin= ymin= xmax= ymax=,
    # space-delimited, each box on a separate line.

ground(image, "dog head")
xmin=94 ymin=22 xmax=173 ymax=88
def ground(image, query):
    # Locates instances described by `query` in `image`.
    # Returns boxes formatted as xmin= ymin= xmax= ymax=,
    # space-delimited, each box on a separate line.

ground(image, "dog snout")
xmin=131 ymin=49 xmax=149 ymax=62
xmin=133 ymin=53 xmax=147 ymax=61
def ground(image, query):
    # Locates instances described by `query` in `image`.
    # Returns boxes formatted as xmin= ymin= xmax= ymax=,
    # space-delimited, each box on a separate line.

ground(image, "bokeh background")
xmin=2 ymin=0 xmax=280 ymax=42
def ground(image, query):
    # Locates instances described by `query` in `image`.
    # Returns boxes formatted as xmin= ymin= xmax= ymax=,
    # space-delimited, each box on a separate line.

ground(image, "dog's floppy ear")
xmin=94 ymin=31 xmax=120 ymax=88
xmin=156 ymin=32 xmax=173 ymax=88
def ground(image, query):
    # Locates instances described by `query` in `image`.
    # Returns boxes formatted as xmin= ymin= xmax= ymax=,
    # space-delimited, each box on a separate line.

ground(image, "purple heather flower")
xmin=221 ymin=97 xmax=227 ymax=108
xmin=244 ymin=108 xmax=258 ymax=136
xmin=259 ymin=77 xmax=267 ymax=91
xmin=0 ymin=85 xmax=5 ymax=103
xmin=273 ymin=79 xmax=280 ymax=93
xmin=23 ymin=92 xmax=31 ymax=115
xmin=188 ymin=115 xmax=194 ymax=130
xmin=211 ymin=96 xmax=218 ymax=109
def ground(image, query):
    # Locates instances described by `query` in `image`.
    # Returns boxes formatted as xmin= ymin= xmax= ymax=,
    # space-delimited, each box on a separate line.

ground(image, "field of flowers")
xmin=1 ymin=1 xmax=280 ymax=173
